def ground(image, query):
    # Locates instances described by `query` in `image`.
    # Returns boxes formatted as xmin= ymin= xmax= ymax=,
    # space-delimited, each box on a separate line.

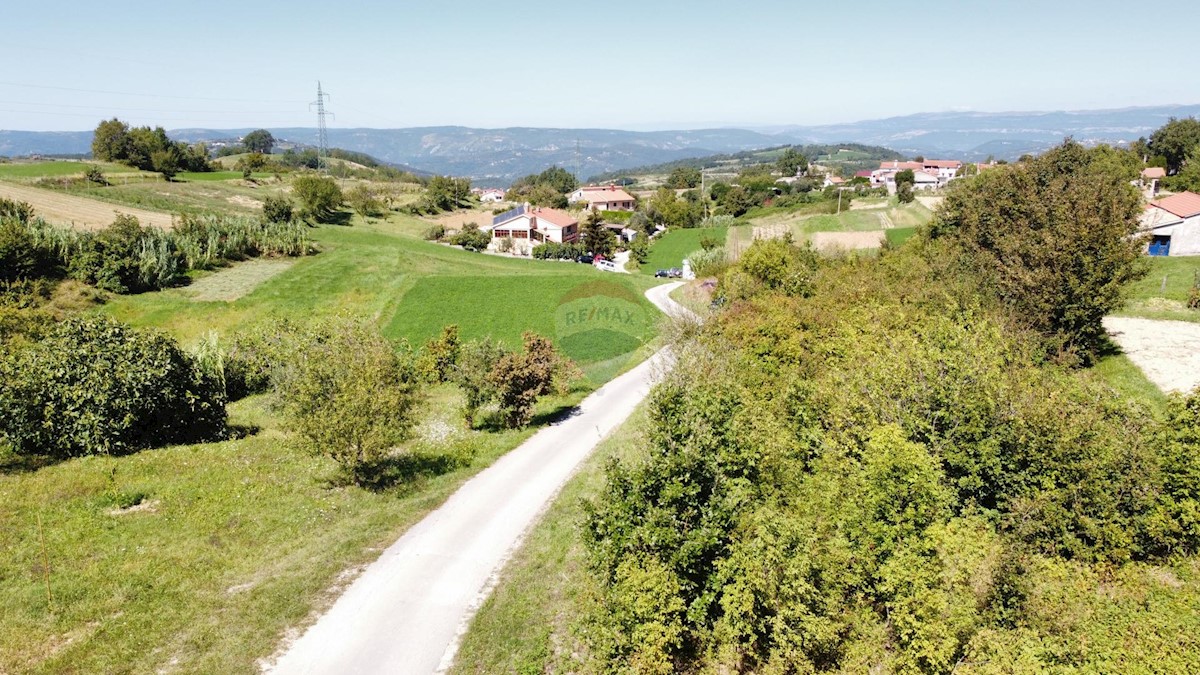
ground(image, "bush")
xmin=454 ymin=337 xmax=509 ymax=428
xmin=450 ymin=223 xmax=491 ymax=251
xmin=489 ymin=332 xmax=579 ymax=428
xmin=0 ymin=214 xmax=60 ymax=283
xmin=292 ymin=174 xmax=345 ymax=223
xmin=418 ymin=324 xmax=461 ymax=383
xmin=532 ymin=241 xmax=585 ymax=260
xmin=686 ymin=246 xmax=727 ymax=277
xmin=0 ymin=316 xmax=226 ymax=459
xmin=69 ymin=215 xmax=185 ymax=293
xmin=274 ymin=319 xmax=421 ymax=483
xmin=262 ymin=195 xmax=295 ymax=224
xmin=423 ymin=224 xmax=446 ymax=241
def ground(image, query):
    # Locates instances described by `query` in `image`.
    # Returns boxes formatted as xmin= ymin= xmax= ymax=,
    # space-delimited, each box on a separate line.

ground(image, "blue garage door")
xmin=1149 ymin=235 xmax=1171 ymax=256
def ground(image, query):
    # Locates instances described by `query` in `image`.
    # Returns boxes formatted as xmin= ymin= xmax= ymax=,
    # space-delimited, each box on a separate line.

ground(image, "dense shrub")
xmin=417 ymin=324 xmax=461 ymax=383
xmin=488 ymin=332 xmax=579 ymax=428
xmin=69 ymin=215 xmax=185 ymax=293
xmin=449 ymin=223 xmax=491 ymax=251
xmin=532 ymin=241 xmax=585 ymax=260
xmin=262 ymin=195 xmax=295 ymax=224
xmin=685 ymin=246 xmax=726 ymax=277
xmin=292 ymin=174 xmax=345 ymax=222
xmin=0 ymin=316 xmax=226 ymax=459
xmin=274 ymin=319 xmax=421 ymax=483
xmin=423 ymin=223 xmax=446 ymax=241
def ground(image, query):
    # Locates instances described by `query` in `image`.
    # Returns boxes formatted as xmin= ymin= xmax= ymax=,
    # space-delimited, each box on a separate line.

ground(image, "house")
xmin=486 ymin=204 xmax=579 ymax=254
xmin=477 ymin=188 xmax=505 ymax=203
xmin=912 ymin=170 xmax=940 ymax=190
xmin=823 ymin=175 xmax=846 ymax=188
xmin=1140 ymin=191 xmax=1200 ymax=256
xmin=1141 ymin=167 xmax=1166 ymax=197
xmin=872 ymin=159 xmax=964 ymax=188
xmin=568 ymin=185 xmax=636 ymax=211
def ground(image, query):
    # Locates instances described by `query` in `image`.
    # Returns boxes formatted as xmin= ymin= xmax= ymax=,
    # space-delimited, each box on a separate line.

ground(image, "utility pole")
xmin=309 ymin=82 xmax=334 ymax=173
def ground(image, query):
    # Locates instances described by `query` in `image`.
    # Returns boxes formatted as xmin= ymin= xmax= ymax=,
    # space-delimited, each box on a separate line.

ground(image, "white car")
xmin=594 ymin=259 xmax=620 ymax=273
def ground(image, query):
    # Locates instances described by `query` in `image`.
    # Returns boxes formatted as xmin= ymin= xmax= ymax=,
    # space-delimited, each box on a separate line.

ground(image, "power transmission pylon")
xmin=309 ymin=82 xmax=334 ymax=172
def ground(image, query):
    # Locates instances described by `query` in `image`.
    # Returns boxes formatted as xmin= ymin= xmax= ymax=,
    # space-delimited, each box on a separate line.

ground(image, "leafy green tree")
xmin=629 ymin=231 xmax=650 ymax=264
xmin=776 ymin=147 xmax=808 ymax=177
xmin=583 ymin=209 xmax=616 ymax=257
xmin=449 ymin=222 xmax=491 ymax=251
xmin=489 ymin=332 xmax=577 ymax=428
xmin=91 ymin=118 xmax=129 ymax=162
xmin=421 ymin=175 xmax=472 ymax=213
xmin=242 ymin=129 xmax=276 ymax=154
xmin=292 ymin=174 xmax=344 ymax=222
xmin=897 ymin=181 xmax=915 ymax=204
xmin=1149 ymin=116 xmax=1200 ymax=174
xmin=346 ymin=184 xmax=384 ymax=219
xmin=929 ymin=140 xmax=1147 ymax=359
xmin=1164 ymin=146 xmax=1200 ymax=193
xmin=151 ymin=148 xmax=180 ymax=179
xmin=667 ymin=166 xmax=701 ymax=189
xmin=418 ymin=324 xmax=461 ymax=383
xmin=274 ymin=319 xmax=420 ymax=485
xmin=0 ymin=211 xmax=60 ymax=283
xmin=453 ymin=337 xmax=508 ymax=428
xmin=650 ymin=187 xmax=702 ymax=227
xmin=894 ymin=168 xmax=915 ymax=188
xmin=720 ymin=235 xmax=818 ymax=300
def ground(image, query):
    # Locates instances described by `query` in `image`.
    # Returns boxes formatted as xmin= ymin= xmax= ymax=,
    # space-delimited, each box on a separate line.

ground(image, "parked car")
xmin=668 ymin=267 xmax=683 ymax=278
xmin=576 ymin=254 xmax=594 ymax=264
xmin=654 ymin=269 xmax=671 ymax=278
xmin=595 ymin=259 xmax=620 ymax=273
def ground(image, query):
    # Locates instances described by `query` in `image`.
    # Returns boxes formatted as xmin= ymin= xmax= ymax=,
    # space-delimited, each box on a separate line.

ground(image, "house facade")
xmin=1140 ymin=191 xmax=1200 ymax=256
xmin=486 ymin=205 xmax=579 ymax=253
xmin=568 ymin=185 xmax=636 ymax=211
xmin=477 ymin=188 xmax=505 ymax=203
xmin=872 ymin=159 xmax=963 ymax=188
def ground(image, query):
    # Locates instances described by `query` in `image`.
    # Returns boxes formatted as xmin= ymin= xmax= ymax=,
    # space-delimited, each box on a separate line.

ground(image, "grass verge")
xmin=644 ymin=226 xmax=727 ymax=272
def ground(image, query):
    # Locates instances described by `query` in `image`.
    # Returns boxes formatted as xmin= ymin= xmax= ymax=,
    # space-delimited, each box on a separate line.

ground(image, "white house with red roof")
xmin=568 ymin=185 xmax=636 ymax=211
xmin=477 ymin=188 xmax=505 ymax=203
xmin=486 ymin=205 xmax=579 ymax=254
xmin=872 ymin=159 xmax=964 ymax=189
xmin=1140 ymin=191 xmax=1200 ymax=256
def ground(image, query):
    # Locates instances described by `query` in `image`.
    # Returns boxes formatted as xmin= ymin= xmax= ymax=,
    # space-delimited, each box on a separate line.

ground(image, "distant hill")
xmin=587 ymin=143 xmax=904 ymax=183
xmin=4 ymin=104 xmax=1199 ymax=183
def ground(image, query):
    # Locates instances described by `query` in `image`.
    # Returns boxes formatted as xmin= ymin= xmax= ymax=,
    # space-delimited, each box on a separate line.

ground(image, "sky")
xmin=4 ymin=0 xmax=1198 ymax=132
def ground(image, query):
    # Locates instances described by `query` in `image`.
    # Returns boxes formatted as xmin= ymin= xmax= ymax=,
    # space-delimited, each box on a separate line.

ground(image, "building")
xmin=477 ymin=188 xmax=505 ymax=203
xmin=1140 ymin=191 xmax=1200 ymax=256
xmin=823 ymin=175 xmax=846 ymax=188
xmin=486 ymin=205 xmax=579 ymax=254
xmin=872 ymin=159 xmax=963 ymax=188
xmin=1141 ymin=167 xmax=1166 ymax=198
xmin=568 ymin=185 xmax=636 ymax=211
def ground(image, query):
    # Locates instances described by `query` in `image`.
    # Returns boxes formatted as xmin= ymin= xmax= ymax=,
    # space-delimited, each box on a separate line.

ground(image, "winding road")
xmin=268 ymin=282 xmax=691 ymax=674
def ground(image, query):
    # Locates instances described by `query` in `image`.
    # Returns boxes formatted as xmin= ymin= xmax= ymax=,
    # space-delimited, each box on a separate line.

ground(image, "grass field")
xmin=729 ymin=200 xmax=933 ymax=256
xmin=0 ymin=384 xmax=588 ymax=674
xmin=0 ymin=160 xmax=133 ymax=179
xmin=1116 ymin=256 xmax=1200 ymax=323
xmin=177 ymin=170 xmax=273 ymax=182
xmin=886 ymin=227 xmax=918 ymax=247
xmin=643 ymin=226 xmax=727 ymax=272
xmin=4 ymin=207 xmax=671 ymax=672
xmin=0 ymin=181 xmax=177 ymax=230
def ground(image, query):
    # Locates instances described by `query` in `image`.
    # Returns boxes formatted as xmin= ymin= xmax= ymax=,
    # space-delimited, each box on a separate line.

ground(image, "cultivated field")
xmin=180 ymin=259 xmax=298 ymax=302
xmin=0 ymin=181 xmax=176 ymax=230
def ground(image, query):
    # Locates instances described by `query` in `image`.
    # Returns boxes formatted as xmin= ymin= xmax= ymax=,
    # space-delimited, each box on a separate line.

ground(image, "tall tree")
xmin=91 ymin=118 xmax=130 ymax=162
xmin=776 ymin=147 xmax=808 ymax=177
xmin=242 ymin=129 xmax=276 ymax=154
xmin=1149 ymin=116 xmax=1200 ymax=174
xmin=929 ymin=140 xmax=1147 ymax=359
xmin=583 ymin=209 xmax=616 ymax=257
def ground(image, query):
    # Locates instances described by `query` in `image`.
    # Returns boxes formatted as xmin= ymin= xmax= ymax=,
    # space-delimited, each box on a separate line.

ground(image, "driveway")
xmin=1104 ymin=316 xmax=1200 ymax=394
xmin=268 ymin=282 xmax=690 ymax=674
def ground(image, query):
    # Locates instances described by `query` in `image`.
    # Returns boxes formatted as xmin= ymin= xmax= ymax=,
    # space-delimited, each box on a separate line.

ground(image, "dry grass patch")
xmin=0 ymin=181 xmax=175 ymax=230
xmin=181 ymin=259 xmax=299 ymax=302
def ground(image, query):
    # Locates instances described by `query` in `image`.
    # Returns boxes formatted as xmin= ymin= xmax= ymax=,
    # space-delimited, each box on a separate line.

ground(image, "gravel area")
xmin=1104 ymin=316 xmax=1200 ymax=394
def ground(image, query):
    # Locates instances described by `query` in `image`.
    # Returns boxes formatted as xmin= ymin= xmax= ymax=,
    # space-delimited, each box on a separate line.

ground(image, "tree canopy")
xmin=242 ymin=129 xmax=276 ymax=154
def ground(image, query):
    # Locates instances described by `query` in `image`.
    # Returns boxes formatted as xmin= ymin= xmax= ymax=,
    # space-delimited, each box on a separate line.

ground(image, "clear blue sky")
xmin=3 ymin=0 xmax=1196 ymax=131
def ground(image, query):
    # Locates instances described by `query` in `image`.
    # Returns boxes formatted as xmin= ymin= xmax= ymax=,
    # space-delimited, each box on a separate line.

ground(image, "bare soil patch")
xmin=182 ymin=259 xmax=297 ymax=302
xmin=0 ymin=181 xmax=175 ymax=230
xmin=809 ymin=230 xmax=885 ymax=251
xmin=1104 ymin=316 xmax=1200 ymax=393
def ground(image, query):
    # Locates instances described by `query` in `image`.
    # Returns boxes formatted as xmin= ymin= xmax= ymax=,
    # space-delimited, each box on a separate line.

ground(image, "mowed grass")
xmin=0 ymin=160 xmax=132 ymax=179
xmin=886 ymin=227 xmax=918 ymax=247
xmin=180 ymin=259 xmax=297 ymax=302
xmin=177 ymin=171 xmax=273 ymax=182
xmin=0 ymin=385 xmax=583 ymax=674
xmin=644 ymin=226 xmax=727 ymax=272
xmin=1116 ymin=256 xmax=1200 ymax=323
xmin=451 ymin=403 xmax=650 ymax=674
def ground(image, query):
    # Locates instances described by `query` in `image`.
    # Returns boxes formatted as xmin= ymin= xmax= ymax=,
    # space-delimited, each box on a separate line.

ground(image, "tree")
xmin=151 ymin=148 xmax=180 ymax=179
xmin=450 ymin=222 xmax=491 ymax=251
xmin=91 ymin=118 xmax=129 ymax=162
xmin=292 ymin=174 xmax=344 ymax=222
xmin=418 ymin=324 xmax=461 ymax=383
xmin=488 ymin=332 xmax=577 ymax=428
xmin=453 ymin=337 xmax=508 ymax=428
xmin=422 ymin=175 xmax=472 ymax=213
xmin=650 ymin=187 xmax=702 ymax=227
xmin=897 ymin=181 xmax=915 ymax=204
xmin=242 ymin=129 xmax=276 ymax=154
xmin=274 ymin=319 xmax=420 ymax=485
xmin=667 ymin=166 xmax=701 ymax=189
xmin=894 ymin=169 xmax=915 ymax=188
xmin=346 ymin=184 xmax=384 ymax=219
xmin=583 ymin=209 xmax=616 ymax=257
xmin=1149 ymin=116 xmax=1200 ymax=174
xmin=929 ymin=140 xmax=1147 ymax=359
xmin=776 ymin=147 xmax=808 ymax=177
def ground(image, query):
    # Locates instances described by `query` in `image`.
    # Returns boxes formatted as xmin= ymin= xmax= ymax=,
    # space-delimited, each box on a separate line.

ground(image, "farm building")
xmin=477 ymin=188 xmax=505 ymax=203
xmin=872 ymin=159 xmax=963 ymax=188
xmin=486 ymin=205 xmax=579 ymax=254
xmin=568 ymin=185 xmax=636 ymax=211
xmin=1140 ymin=191 xmax=1200 ymax=256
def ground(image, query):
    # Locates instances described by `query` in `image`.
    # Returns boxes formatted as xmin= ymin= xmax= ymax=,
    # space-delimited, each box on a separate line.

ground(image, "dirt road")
xmin=0 ymin=181 xmax=176 ymax=230
xmin=1104 ymin=316 xmax=1200 ymax=394
xmin=267 ymin=283 xmax=691 ymax=675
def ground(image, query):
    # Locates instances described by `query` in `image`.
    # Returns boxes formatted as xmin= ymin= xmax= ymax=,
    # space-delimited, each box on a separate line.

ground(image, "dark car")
xmin=576 ymin=254 xmax=594 ymax=264
xmin=654 ymin=269 xmax=671 ymax=278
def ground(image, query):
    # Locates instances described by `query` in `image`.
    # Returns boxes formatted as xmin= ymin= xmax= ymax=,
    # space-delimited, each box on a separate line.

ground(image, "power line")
xmin=0 ymin=100 xmax=307 ymax=115
xmin=309 ymin=82 xmax=334 ymax=172
xmin=0 ymin=80 xmax=309 ymax=104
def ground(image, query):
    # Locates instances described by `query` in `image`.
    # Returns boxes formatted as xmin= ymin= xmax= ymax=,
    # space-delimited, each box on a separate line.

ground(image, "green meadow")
xmin=643 ymin=225 xmax=728 ymax=272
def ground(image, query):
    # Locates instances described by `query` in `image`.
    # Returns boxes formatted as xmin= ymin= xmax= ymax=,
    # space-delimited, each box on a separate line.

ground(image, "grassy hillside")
xmin=643 ymin=226 xmax=728 ymax=272
xmin=1116 ymin=256 xmax=1200 ymax=323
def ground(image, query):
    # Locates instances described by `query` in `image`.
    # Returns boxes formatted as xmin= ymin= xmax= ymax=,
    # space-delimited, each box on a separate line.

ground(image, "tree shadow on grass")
xmin=343 ymin=449 xmax=473 ymax=493
xmin=473 ymin=403 xmax=581 ymax=433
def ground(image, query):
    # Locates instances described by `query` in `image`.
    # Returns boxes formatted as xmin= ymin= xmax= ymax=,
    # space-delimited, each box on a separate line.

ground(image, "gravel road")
xmin=267 ymin=282 xmax=690 ymax=675
xmin=1104 ymin=316 xmax=1200 ymax=394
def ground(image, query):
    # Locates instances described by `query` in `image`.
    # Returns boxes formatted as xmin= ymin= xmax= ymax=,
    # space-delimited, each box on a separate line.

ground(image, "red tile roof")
xmin=878 ymin=161 xmax=924 ymax=171
xmin=527 ymin=207 xmax=577 ymax=228
xmin=1141 ymin=167 xmax=1167 ymax=179
xmin=1152 ymin=191 xmax=1200 ymax=218
xmin=577 ymin=185 xmax=635 ymax=203
xmin=855 ymin=170 xmax=873 ymax=178
xmin=922 ymin=160 xmax=962 ymax=168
